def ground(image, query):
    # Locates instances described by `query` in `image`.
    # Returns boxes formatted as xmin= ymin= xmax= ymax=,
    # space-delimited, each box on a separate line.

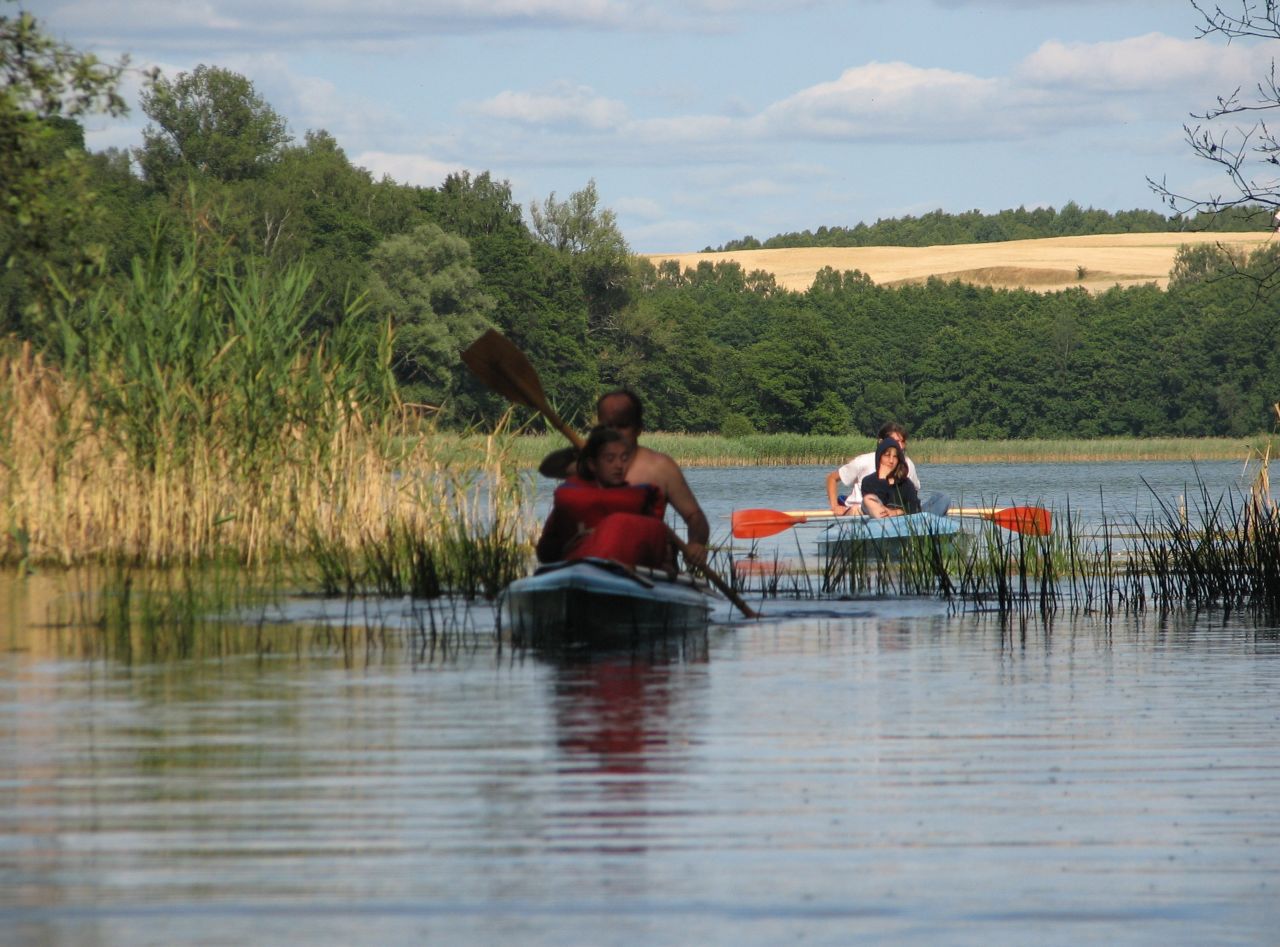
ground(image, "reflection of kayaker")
xmin=535 ymin=426 xmax=675 ymax=573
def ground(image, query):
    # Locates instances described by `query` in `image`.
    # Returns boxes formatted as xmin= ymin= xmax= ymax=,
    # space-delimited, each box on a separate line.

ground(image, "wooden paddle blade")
xmin=460 ymin=329 xmax=543 ymax=409
xmin=731 ymin=508 xmax=806 ymax=539
xmin=460 ymin=329 xmax=584 ymax=448
xmin=990 ymin=506 xmax=1052 ymax=536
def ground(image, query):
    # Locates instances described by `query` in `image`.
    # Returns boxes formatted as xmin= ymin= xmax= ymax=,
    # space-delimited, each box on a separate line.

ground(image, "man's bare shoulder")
xmin=628 ymin=445 xmax=680 ymax=484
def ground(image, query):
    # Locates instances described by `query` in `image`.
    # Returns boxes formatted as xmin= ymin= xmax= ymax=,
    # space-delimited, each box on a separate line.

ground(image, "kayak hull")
xmin=818 ymin=511 xmax=962 ymax=558
xmin=502 ymin=558 xmax=715 ymax=648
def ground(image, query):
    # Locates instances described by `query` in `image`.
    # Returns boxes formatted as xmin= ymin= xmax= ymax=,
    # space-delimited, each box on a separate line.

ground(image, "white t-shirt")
xmin=836 ymin=452 xmax=920 ymax=505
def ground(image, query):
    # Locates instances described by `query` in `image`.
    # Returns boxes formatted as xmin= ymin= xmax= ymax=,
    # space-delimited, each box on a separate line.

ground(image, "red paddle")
xmin=731 ymin=506 xmax=1052 ymax=539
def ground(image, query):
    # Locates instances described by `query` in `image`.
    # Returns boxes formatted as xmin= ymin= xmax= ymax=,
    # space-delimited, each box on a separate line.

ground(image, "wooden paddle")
xmin=460 ymin=329 xmax=585 ymax=449
xmin=461 ymin=329 xmax=759 ymax=619
xmin=733 ymin=505 xmax=1052 ymax=539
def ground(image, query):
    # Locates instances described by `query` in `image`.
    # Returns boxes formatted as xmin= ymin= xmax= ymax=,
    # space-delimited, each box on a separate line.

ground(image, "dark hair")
xmin=596 ymin=389 xmax=644 ymax=432
xmin=877 ymin=421 xmax=907 ymax=442
xmin=874 ymin=437 xmax=909 ymax=483
xmin=577 ymin=426 xmax=628 ymax=480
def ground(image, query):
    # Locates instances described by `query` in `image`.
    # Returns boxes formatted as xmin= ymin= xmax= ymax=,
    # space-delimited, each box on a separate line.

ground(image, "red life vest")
xmin=547 ymin=479 xmax=670 ymax=569
xmin=551 ymin=479 xmax=666 ymax=525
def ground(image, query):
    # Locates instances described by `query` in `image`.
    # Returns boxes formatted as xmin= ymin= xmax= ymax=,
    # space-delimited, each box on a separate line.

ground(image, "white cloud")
xmin=472 ymin=83 xmax=628 ymax=130
xmin=757 ymin=61 xmax=1002 ymax=141
xmin=43 ymin=0 xmax=697 ymax=48
xmin=353 ymin=150 xmax=467 ymax=186
xmin=1019 ymin=32 xmax=1269 ymax=94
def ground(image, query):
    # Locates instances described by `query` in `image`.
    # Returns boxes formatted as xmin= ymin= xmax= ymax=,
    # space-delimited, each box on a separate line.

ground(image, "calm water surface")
xmin=3 ymin=462 xmax=1278 ymax=945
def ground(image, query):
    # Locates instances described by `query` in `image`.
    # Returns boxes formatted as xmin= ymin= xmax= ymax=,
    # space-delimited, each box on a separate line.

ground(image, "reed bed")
xmin=506 ymin=431 xmax=1262 ymax=469
xmin=0 ymin=221 xmax=539 ymax=614
xmin=726 ymin=469 xmax=1280 ymax=622
xmin=0 ymin=343 xmax=534 ymax=581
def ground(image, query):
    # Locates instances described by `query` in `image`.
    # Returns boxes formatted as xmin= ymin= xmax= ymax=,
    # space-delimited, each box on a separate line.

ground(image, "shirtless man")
xmin=595 ymin=389 xmax=710 ymax=569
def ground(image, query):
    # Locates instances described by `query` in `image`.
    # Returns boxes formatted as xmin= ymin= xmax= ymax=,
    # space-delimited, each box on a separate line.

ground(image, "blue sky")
xmin=35 ymin=0 xmax=1270 ymax=252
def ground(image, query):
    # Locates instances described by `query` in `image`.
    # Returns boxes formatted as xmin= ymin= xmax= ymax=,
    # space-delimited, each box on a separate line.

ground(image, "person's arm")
xmin=900 ymin=479 xmax=921 ymax=514
xmin=826 ymin=468 xmax=850 ymax=515
xmin=536 ymin=508 xmax=579 ymax=563
xmin=906 ymin=457 xmax=921 ymax=491
xmin=658 ymin=458 xmax=710 ymax=568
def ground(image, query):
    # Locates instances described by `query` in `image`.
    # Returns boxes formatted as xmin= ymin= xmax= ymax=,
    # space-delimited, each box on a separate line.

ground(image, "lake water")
xmin=3 ymin=461 xmax=1279 ymax=945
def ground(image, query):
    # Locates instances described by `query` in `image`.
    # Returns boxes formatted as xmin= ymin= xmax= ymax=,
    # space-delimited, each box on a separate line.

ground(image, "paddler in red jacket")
xmin=535 ymin=426 xmax=675 ymax=573
xmin=538 ymin=390 xmax=711 ymax=571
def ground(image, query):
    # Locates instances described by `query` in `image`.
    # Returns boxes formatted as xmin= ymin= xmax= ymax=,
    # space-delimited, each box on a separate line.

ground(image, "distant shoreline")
xmin=510 ymin=433 xmax=1267 ymax=468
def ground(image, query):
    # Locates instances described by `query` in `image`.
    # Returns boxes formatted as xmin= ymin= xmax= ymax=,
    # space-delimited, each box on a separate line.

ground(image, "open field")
xmin=646 ymin=232 xmax=1275 ymax=293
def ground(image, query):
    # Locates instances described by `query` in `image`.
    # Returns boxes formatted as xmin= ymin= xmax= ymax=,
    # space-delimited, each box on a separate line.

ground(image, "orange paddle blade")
xmin=988 ymin=506 xmax=1052 ymax=536
xmin=732 ymin=508 xmax=808 ymax=539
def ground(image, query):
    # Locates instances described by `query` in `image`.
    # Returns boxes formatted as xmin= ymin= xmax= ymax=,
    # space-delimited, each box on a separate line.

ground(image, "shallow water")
xmin=3 ymin=461 xmax=1279 ymax=945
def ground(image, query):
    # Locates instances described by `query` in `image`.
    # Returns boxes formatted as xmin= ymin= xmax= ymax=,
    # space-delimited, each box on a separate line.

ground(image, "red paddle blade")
xmin=732 ymin=508 xmax=806 ymax=539
xmin=990 ymin=506 xmax=1052 ymax=536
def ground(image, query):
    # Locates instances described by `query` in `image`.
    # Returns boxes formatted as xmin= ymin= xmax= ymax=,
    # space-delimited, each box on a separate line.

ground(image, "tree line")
xmin=3 ymin=6 xmax=1277 ymax=443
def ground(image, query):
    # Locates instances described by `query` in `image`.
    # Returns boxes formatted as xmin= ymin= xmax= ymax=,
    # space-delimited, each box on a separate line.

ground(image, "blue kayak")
xmin=501 ymin=558 xmax=716 ymax=649
xmin=817 ymin=512 xmax=962 ymax=558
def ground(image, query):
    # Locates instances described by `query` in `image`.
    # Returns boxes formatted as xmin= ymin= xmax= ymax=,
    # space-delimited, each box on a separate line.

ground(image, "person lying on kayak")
xmin=826 ymin=422 xmax=920 ymax=516
xmin=535 ymin=426 xmax=676 ymax=573
xmin=860 ymin=438 xmax=922 ymax=519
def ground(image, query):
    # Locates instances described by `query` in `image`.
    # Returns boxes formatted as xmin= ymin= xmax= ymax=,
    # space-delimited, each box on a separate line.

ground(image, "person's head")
xmin=874 ymin=437 xmax=905 ymax=480
xmin=578 ymin=426 xmax=632 ymax=486
xmin=877 ymin=422 xmax=908 ymax=453
xmin=596 ymin=389 xmax=644 ymax=448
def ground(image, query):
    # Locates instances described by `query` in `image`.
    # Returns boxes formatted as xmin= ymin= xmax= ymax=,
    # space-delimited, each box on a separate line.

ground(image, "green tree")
xmin=423 ymin=172 xmax=596 ymax=424
xmin=0 ymin=3 xmax=127 ymax=331
xmin=365 ymin=222 xmax=495 ymax=410
xmin=529 ymin=179 xmax=633 ymax=336
xmin=137 ymin=65 xmax=290 ymax=189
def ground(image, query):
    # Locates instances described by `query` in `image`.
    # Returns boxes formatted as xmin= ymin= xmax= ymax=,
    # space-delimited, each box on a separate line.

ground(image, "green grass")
xmin=506 ymin=432 xmax=1265 ymax=468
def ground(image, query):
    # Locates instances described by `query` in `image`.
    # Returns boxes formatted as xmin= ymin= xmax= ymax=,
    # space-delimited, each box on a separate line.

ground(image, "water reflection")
xmin=544 ymin=638 xmax=710 ymax=857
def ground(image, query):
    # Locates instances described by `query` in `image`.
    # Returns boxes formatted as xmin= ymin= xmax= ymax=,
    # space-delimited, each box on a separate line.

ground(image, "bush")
xmin=720 ymin=412 xmax=757 ymax=439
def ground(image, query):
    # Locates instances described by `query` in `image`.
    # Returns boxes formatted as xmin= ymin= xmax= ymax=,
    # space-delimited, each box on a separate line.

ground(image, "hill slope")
xmin=645 ymin=232 xmax=1274 ymax=292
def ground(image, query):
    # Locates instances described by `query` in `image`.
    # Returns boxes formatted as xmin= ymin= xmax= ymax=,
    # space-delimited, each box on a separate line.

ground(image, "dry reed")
xmin=0 ymin=342 xmax=535 ymax=573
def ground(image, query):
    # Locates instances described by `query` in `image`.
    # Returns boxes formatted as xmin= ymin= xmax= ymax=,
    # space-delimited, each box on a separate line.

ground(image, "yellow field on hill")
xmin=646 ymin=232 xmax=1274 ymax=293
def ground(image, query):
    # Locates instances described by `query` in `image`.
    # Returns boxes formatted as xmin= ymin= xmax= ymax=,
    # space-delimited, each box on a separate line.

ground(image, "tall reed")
xmin=0 ymin=217 xmax=535 ymax=595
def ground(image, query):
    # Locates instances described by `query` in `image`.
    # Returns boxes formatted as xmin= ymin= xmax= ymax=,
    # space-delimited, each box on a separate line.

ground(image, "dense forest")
xmin=4 ymin=11 xmax=1279 ymax=442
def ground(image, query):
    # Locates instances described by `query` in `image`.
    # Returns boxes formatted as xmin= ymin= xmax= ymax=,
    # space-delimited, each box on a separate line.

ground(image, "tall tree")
xmin=365 ymin=222 xmax=495 ymax=411
xmin=137 ymin=65 xmax=290 ymax=189
xmin=529 ymin=179 xmax=633 ymax=336
xmin=423 ymin=172 xmax=597 ymax=423
xmin=0 ymin=2 xmax=127 ymax=331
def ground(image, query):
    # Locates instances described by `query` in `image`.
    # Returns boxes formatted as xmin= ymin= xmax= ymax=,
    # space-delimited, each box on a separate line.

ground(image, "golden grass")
xmin=0 ymin=344 xmax=536 ymax=568
xmin=645 ymin=232 xmax=1276 ymax=292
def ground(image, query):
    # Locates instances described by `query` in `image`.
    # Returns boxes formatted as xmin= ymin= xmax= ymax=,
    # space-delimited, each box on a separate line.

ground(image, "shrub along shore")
xmin=507 ymin=432 xmax=1265 ymax=469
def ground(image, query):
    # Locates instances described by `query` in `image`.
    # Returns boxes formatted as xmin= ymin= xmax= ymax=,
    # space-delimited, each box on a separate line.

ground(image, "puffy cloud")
xmin=1019 ymin=32 xmax=1268 ymax=93
xmin=472 ymin=83 xmax=628 ymax=131
xmin=352 ymin=150 xmax=467 ymax=186
xmin=757 ymin=61 xmax=1003 ymax=142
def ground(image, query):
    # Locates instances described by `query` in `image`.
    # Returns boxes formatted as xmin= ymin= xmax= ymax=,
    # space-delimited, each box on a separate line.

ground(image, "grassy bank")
xmin=507 ymin=432 xmax=1265 ymax=468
